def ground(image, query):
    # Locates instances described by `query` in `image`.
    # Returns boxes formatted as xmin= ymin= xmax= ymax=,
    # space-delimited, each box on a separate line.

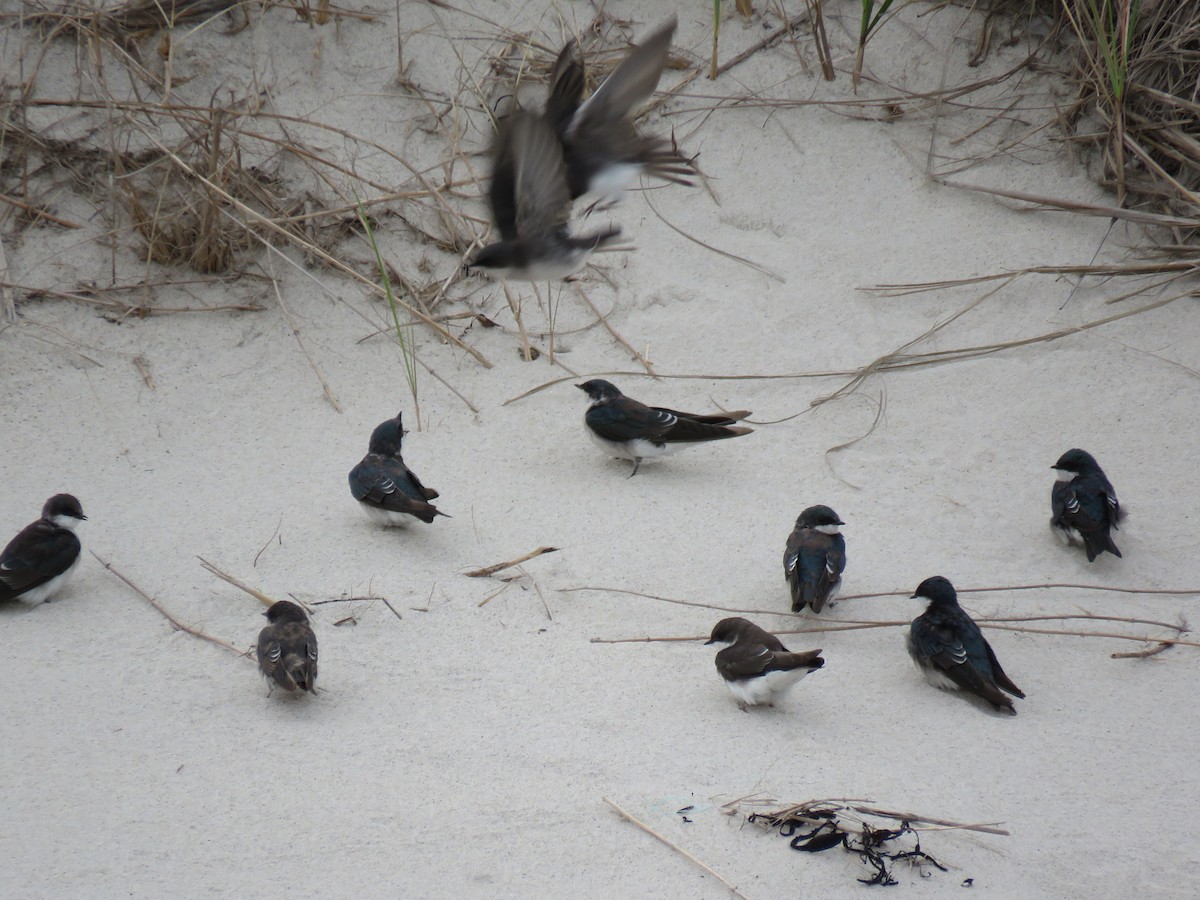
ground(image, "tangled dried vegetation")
xmin=0 ymin=0 xmax=1195 ymax=332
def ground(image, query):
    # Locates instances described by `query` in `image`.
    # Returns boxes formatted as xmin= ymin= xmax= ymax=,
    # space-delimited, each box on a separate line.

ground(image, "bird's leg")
xmin=627 ymin=457 xmax=642 ymax=478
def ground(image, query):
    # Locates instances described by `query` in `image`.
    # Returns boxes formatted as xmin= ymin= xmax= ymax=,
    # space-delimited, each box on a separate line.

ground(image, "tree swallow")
xmin=1051 ymin=448 xmax=1122 ymax=561
xmin=906 ymin=576 xmax=1025 ymax=715
xmin=705 ymin=617 xmax=824 ymax=710
xmin=256 ymin=600 xmax=318 ymax=695
xmin=349 ymin=412 xmax=447 ymax=525
xmin=0 ymin=494 xmax=86 ymax=604
xmin=551 ymin=18 xmax=696 ymax=206
xmin=784 ymin=505 xmax=846 ymax=614
xmin=575 ymin=379 xmax=752 ymax=476
xmin=468 ymin=110 xmax=621 ymax=281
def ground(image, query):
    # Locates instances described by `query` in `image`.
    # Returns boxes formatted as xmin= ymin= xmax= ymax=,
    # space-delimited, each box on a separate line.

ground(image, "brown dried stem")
xmin=91 ymin=551 xmax=248 ymax=657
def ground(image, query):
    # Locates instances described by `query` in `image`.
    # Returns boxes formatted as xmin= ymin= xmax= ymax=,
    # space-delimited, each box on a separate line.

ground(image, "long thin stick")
xmin=595 ymin=625 xmax=1200 ymax=649
xmin=601 ymin=798 xmax=749 ymax=900
xmin=92 ymin=551 xmax=248 ymax=656
xmin=198 ymin=557 xmax=280 ymax=608
xmin=848 ymin=804 xmax=1009 ymax=837
xmin=0 ymin=234 xmax=14 ymax=322
xmin=464 ymin=546 xmax=558 ymax=578
xmin=572 ymin=283 xmax=656 ymax=375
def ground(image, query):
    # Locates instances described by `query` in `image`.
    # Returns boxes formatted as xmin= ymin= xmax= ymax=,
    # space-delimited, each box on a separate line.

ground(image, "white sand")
xmin=2 ymin=2 xmax=1198 ymax=896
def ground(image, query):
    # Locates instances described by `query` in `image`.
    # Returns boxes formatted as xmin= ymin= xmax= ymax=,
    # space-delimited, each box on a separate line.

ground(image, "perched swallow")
xmin=468 ymin=111 xmax=621 ymax=281
xmin=784 ymin=505 xmax=846 ymax=614
xmin=706 ymin=617 xmax=824 ymax=710
xmin=576 ymin=379 xmax=752 ymax=476
xmin=349 ymin=412 xmax=447 ymax=525
xmin=0 ymin=494 xmax=86 ymax=604
xmin=1051 ymin=448 xmax=1121 ymax=561
xmin=257 ymin=600 xmax=318 ymax=695
xmin=907 ymin=576 xmax=1024 ymax=715
xmin=550 ymin=18 xmax=696 ymax=205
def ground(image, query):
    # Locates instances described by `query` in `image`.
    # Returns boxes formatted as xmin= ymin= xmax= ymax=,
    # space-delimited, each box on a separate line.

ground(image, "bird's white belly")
xmin=588 ymin=163 xmax=643 ymax=202
xmin=586 ymin=429 xmax=684 ymax=461
xmin=917 ymin=664 xmax=961 ymax=693
xmin=1052 ymin=522 xmax=1081 ymax=546
xmin=726 ymin=667 xmax=812 ymax=706
xmin=359 ymin=502 xmax=411 ymax=527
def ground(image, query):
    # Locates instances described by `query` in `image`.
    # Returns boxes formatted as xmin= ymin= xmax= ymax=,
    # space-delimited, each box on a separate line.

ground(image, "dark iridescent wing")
xmin=545 ymin=40 xmax=584 ymax=137
xmin=982 ymin=640 xmax=1024 ymax=699
xmin=1050 ymin=480 xmax=1073 ymax=525
xmin=652 ymin=407 xmax=749 ymax=427
xmin=487 ymin=117 xmax=520 ymax=242
xmin=567 ymin=19 xmax=674 ymax=138
xmin=911 ymin=613 xmax=1015 ymax=709
xmin=717 ymin=643 xmax=822 ymax=681
xmin=716 ymin=642 xmax=774 ymax=681
xmin=785 ymin=529 xmax=845 ymax=613
xmin=585 ymin=396 xmax=676 ymax=442
xmin=0 ymin=522 xmax=79 ymax=600
xmin=1098 ymin=474 xmax=1121 ymax=528
xmin=1054 ymin=476 xmax=1120 ymax=560
xmin=349 ymin=457 xmax=443 ymax=522
xmin=512 ymin=112 xmax=572 ymax=241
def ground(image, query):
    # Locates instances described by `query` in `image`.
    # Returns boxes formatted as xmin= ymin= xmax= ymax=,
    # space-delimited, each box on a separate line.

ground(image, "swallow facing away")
xmin=907 ymin=576 xmax=1025 ymax=715
xmin=0 ymin=494 xmax=86 ymax=604
xmin=706 ymin=617 xmax=824 ymax=710
xmin=1051 ymin=448 xmax=1122 ymax=562
xmin=784 ymin=505 xmax=846 ymax=614
xmin=257 ymin=600 xmax=318 ymax=695
xmin=549 ymin=17 xmax=696 ymax=206
xmin=468 ymin=110 xmax=621 ymax=281
xmin=349 ymin=412 xmax=447 ymax=525
xmin=576 ymin=379 xmax=752 ymax=476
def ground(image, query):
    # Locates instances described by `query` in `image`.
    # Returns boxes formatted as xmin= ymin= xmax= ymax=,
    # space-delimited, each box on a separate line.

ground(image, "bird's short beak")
xmin=575 ymin=384 xmax=586 ymax=391
xmin=909 ymin=592 xmax=920 ymax=599
xmin=79 ymin=514 xmax=88 ymax=521
xmin=704 ymin=638 xmax=716 ymax=645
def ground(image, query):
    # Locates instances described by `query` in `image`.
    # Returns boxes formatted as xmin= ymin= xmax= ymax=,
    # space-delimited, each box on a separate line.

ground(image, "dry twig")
xmin=464 ymin=546 xmax=558 ymax=578
xmin=92 ymin=551 xmax=248 ymax=656
xmin=602 ymin=798 xmax=748 ymax=900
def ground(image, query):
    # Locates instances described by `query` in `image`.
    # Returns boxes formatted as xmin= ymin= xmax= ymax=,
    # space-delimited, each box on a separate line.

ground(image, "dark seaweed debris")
xmin=748 ymin=810 xmax=949 ymax=886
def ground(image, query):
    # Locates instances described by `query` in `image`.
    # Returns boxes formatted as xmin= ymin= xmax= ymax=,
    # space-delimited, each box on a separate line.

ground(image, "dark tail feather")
xmin=774 ymin=649 xmax=825 ymax=671
xmin=1083 ymin=529 xmax=1121 ymax=561
xmin=688 ymin=409 xmax=751 ymax=426
xmin=578 ymin=224 xmax=622 ymax=251
xmin=661 ymin=419 xmax=752 ymax=444
xmin=643 ymin=136 xmax=697 ymax=186
xmin=788 ymin=573 xmax=804 ymax=613
xmin=991 ymin=667 xmax=1025 ymax=700
xmin=413 ymin=502 xmax=450 ymax=524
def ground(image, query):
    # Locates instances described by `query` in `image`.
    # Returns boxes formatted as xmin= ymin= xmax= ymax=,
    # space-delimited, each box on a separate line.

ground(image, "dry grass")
xmin=1 ymin=0 xmax=1194 ymax=385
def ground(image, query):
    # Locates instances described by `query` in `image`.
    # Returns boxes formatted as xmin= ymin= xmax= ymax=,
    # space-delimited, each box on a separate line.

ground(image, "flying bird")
xmin=468 ymin=18 xmax=695 ymax=281
xmin=1051 ymin=448 xmax=1121 ymax=561
xmin=576 ymin=379 xmax=751 ymax=476
xmin=349 ymin=412 xmax=446 ymax=525
xmin=468 ymin=111 xmax=620 ymax=281
xmin=907 ymin=576 xmax=1025 ymax=715
xmin=784 ymin=505 xmax=846 ymax=614
xmin=0 ymin=494 xmax=86 ymax=604
xmin=550 ymin=18 xmax=696 ymax=206
xmin=257 ymin=600 xmax=318 ymax=695
xmin=706 ymin=617 xmax=824 ymax=710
